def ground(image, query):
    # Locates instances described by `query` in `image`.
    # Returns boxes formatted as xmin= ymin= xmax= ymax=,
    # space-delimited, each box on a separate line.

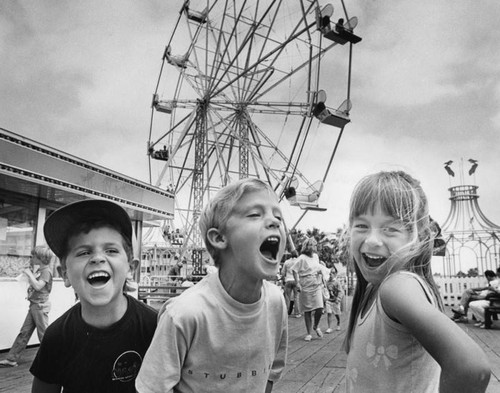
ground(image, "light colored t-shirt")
xmin=282 ymin=258 xmax=297 ymax=282
xmin=136 ymin=272 xmax=288 ymax=393
xmin=27 ymin=265 xmax=53 ymax=304
xmin=291 ymin=254 xmax=321 ymax=277
xmin=346 ymin=271 xmax=440 ymax=392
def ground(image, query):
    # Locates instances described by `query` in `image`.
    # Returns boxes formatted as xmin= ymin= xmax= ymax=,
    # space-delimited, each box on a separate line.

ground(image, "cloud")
xmin=2 ymin=0 xmax=500 ymax=234
xmin=353 ymin=1 xmax=500 ymax=108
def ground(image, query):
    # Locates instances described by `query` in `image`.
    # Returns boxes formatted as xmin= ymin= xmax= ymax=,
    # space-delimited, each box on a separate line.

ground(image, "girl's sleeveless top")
xmin=346 ymin=271 xmax=440 ymax=393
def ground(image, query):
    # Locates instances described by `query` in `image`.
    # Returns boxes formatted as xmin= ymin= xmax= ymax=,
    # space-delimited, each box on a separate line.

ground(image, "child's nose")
xmin=89 ymin=253 xmax=106 ymax=264
xmin=365 ymin=229 xmax=383 ymax=246
xmin=266 ymin=214 xmax=281 ymax=228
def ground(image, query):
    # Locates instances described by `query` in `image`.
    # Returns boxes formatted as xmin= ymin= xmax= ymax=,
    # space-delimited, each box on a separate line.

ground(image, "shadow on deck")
xmin=1 ymin=300 xmax=500 ymax=393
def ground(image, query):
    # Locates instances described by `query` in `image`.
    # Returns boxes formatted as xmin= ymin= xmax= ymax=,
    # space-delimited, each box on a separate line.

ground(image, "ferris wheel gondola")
xmin=146 ymin=0 xmax=361 ymax=272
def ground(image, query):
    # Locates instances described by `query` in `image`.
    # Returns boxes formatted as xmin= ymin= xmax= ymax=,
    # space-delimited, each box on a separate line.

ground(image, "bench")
xmin=484 ymin=294 xmax=500 ymax=329
xmin=138 ymin=285 xmax=189 ymax=304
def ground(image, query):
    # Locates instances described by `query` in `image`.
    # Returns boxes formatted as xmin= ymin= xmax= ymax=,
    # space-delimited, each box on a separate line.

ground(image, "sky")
xmin=2 ymin=0 xmax=500 ymax=236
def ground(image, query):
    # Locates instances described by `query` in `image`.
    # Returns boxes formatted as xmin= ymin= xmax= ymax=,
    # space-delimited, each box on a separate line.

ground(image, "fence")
xmin=434 ymin=276 xmax=485 ymax=307
xmin=342 ymin=274 xmax=489 ymax=307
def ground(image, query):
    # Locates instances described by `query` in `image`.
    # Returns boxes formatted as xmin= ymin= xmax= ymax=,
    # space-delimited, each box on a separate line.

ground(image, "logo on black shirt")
xmin=111 ymin=351 xmax=142 ymax=383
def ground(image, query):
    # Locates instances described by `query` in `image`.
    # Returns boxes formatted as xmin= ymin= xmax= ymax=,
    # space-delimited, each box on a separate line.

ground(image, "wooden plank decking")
xmin=2 ymin=302 xmax=500 ymax=392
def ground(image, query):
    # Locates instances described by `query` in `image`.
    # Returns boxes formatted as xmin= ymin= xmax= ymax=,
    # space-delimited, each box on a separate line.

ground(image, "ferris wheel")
xmin=146 ymin=0 xmax=361 ymax=272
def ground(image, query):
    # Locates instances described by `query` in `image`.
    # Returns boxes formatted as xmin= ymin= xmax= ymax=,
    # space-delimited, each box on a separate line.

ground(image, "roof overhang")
xmin=0 ymin=128 xmax=174 ymax=222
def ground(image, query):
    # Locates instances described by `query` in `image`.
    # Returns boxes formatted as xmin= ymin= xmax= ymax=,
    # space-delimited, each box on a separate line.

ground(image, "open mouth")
xmin=87 ymin=271 xmax=111 ymax=286
xmin=362 ymin=253 xmax=387 ymax=268
xmin=260 ymin=236 xmax=280 ymax=261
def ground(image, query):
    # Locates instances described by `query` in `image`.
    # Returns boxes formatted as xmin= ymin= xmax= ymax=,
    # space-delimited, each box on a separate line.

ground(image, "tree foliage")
xmin=288 ymin=226 xmax=349 ymax=268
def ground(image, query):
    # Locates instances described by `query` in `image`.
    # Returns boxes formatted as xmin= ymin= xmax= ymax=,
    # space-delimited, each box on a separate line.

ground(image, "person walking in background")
xmin=0 ymin=246 xmax=54 ymax=368
xmin=281 ymin=250 xmax=301 ymax=317
xmin=168 ymin=256 xmax=184 ymax=281
xmin=292 ymin=237 xmax=325 ymax=341
xmin=325 ymin=268 xmax=344 ymax=333
xmin=344 ymin=170 xmax=490 ymax=392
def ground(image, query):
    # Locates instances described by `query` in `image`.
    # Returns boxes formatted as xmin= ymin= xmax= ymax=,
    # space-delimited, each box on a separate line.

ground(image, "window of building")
xmin=0 ymin=191 xmax=38 ymax=277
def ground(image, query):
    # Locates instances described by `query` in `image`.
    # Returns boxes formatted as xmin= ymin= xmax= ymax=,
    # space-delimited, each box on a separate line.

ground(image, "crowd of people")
xmin=0 ymin=171 xmax=494 ymax=392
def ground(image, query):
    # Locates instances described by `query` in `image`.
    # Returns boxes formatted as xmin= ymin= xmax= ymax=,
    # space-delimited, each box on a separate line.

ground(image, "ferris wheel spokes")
xmin=147 ymin=0 xmax=361 ymax=259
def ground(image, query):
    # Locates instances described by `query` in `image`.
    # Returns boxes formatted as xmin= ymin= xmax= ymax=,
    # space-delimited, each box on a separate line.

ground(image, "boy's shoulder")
xmin=42 ymin=302 xmax=82 ymax=343
xmin=262 ymin=279 xmax=284 ymax=297
xmin=127 ymin=295 xmax=158 ymax=321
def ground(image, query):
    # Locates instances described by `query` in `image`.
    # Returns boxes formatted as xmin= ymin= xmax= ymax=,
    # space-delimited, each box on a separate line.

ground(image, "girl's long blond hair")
xmin=344 ymin=171 xmax=444 ymax=353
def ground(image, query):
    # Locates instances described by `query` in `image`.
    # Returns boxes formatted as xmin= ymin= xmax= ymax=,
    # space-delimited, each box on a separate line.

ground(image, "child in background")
xmin=325 ymin=268 xmax=343 ymax=333
xmin=281 ymin=250 xmax=301 ymax=317
xmin=30 ymin=200 xmax=157 ymax=393
xmin=344 ymin=171 xmax=490 ymax=392
xmin=136 ymin=178 xmax=288 ymax=393
xmin=0 ymin=246 xmax=54 ymax=368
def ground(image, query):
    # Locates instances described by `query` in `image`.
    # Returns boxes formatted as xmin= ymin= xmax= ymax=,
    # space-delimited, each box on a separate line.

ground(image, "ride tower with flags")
xmin=439 ymin=158 xmax=500 ymax=276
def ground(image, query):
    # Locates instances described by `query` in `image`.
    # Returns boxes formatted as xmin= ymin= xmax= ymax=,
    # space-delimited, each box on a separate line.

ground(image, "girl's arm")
xmin=380 ymin=274 xmax=490 ymax=393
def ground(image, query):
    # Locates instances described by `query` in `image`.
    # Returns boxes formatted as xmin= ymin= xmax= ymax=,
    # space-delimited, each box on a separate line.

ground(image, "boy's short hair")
xmin=199 ymin=178 xmax=275 ymax=266
xmin=32 ymin=246 xmax=54 ymax=266
xmin=44 ymin=199 xmax=133 ymax=266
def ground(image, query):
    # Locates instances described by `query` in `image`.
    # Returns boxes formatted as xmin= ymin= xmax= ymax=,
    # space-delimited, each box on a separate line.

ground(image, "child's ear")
xmin=128 ymin=258 xmax=140 ymax=278
xmin=206 ymin=228 xmax=227 ymax=250
xmin=61 ymin=270 xmax=72 ymax=288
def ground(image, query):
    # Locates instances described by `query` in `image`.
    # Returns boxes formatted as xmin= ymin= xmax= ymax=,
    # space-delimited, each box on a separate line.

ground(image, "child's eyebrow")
xmin=70 ymin=240 xmax=122 ymax=249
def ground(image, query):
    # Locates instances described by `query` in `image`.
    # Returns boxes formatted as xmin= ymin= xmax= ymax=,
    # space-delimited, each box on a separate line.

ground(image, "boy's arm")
xmin=24 ymin=269 xmax=47 ymax=291
xmin=268 ymin=295 xmax=288 ymax=388
xmin=380 ymin=274 xmax=490 ymax=393
xmin=32 ymin=376 xmax=61 ymax=393
xmin=136 ymin=310 xmax=184 ymax=393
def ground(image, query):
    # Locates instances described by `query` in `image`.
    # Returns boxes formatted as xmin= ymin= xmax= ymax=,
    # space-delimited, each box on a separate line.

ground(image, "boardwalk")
xmin=1 ymin=303 xmax=500 ymax=392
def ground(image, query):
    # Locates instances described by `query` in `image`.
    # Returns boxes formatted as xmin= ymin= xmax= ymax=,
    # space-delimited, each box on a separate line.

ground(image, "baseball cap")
xmin=44 ymin=199 xmax=132 ymax=259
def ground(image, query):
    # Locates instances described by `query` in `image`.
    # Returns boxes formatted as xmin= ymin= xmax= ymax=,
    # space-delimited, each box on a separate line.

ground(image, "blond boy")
xmin=137 ymin=178 xmax=288 ymax=393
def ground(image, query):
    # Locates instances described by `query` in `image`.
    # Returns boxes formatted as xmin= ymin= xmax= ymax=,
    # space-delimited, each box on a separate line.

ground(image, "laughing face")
xmin=350 ymin=204 xmax=413 ymax=286
xmin=64 ymin=226 xmax=132 ymax=310
xmin=220 ymin=188 xmax=286 ymax=283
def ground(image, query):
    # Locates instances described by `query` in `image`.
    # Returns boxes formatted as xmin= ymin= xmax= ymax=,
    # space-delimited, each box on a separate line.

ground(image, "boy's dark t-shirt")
xmin=30 ymin=295 xmax=157 ymax=393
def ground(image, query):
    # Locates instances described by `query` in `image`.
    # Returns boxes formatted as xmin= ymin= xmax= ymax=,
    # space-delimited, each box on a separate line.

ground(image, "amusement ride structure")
xmin=440 ymin=159 xmax=500 ymax=276
xmin=144 ymin=0 xmax=361 ymax=275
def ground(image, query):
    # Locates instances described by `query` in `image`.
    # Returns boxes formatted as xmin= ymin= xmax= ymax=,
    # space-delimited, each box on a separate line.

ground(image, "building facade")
xmin=0 ymin=127 xmax=173 ymax=349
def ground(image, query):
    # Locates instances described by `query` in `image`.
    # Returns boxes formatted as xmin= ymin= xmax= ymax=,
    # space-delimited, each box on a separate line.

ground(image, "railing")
xmin=138 ymin=285 xmax=189 ymax=305
xmin=434 ymin=276 xmax=485 ymax=306
xmin=138 ymin=274 xmax=206 ymax=306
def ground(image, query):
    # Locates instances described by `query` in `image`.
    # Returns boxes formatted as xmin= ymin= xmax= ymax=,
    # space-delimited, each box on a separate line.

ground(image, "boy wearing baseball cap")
xmin=30 ymin=199 xmax=157 ymax=393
